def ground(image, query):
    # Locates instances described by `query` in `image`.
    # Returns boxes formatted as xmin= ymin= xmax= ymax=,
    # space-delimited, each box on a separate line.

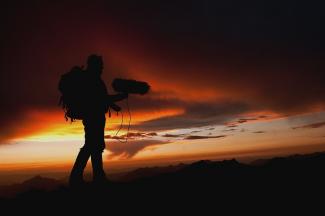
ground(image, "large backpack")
xmin=58 ymin=66 xmax=87 ymax=121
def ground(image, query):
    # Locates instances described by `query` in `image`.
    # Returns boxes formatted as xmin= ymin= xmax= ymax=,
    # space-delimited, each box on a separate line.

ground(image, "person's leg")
xmin=69 ymin=118 xmax=93 ymax=186
xmin=90 ymin=116 xmax=107 ymax=183
xmin=69 ymin=146 xmax=91 ymax=186
xmin=91 ymin=150 xmax=106 ymax=182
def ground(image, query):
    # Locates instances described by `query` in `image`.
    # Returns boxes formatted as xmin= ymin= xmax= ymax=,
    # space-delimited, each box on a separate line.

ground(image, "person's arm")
xmin=109 ymin=103 xmax=122 ymax=112
xmin=107 ymin=93 xmax=128 ymax=102
xmin=106 ymin=93 xmax=128 ymax=112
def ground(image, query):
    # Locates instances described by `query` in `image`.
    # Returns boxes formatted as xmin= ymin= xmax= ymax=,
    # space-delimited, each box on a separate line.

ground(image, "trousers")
xmin=70 ymin=116 xmax=106 ymax=181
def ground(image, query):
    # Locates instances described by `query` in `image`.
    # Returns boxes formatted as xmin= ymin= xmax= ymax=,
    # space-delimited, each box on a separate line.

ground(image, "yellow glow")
xmin=17 ymin=108 xmax=184 ymax=142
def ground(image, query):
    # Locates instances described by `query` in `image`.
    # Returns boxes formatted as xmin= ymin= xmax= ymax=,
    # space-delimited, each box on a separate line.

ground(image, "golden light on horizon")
xmin=12 ymin=108 xmax=184 ymax=143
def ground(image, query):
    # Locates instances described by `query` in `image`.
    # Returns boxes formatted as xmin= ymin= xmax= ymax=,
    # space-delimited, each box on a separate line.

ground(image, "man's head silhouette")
xmin=87 ymin=54 xmax=104 ymax=76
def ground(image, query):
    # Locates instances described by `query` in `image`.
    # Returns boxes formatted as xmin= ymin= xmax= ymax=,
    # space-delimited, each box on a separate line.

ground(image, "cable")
xmin=126 ymin=97 xmax=131 ymax=142
xmin=115 ymin=111 xmax=124 ymax=137
xmin=115 ymin=97 xmax=131 ymax=143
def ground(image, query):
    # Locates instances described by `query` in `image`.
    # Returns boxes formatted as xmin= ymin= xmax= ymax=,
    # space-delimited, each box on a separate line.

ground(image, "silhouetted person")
xmin=69 ymin=55 xmax=128 ymax=187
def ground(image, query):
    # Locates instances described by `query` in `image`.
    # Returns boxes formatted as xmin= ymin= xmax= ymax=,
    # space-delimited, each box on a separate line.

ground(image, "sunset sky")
xmin=1 ymin=1 xmax=325 ymax=184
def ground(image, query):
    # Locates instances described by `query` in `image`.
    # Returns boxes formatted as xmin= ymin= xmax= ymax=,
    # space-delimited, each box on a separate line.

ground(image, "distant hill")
xmin=0 ymin=175 xmax=61 ymax=198
xmin=117 ymin=163 xmax=187 ymax=182
xmin=1 ymin=152 xmax=325 ymax=213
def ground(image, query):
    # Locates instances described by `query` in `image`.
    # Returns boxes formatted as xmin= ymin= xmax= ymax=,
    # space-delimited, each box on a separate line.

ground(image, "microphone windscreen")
xmin=112 ymin=78 xmax=150 ymax=95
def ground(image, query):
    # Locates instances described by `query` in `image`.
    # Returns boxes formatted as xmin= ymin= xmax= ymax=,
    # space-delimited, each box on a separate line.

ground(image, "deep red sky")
xmin=1 ymin=1 xmax=325 ymax=177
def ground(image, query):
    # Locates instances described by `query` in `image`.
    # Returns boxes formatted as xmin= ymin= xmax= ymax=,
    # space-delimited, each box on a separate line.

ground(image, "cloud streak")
xmin=132 ymin=100 xmax=250 ymax=131
xmin=292 ymin=122 xmax=325 ymax=130
xmin=106 ymin=139 xmax=170 ymax=159
xmin=184 ymin=135 xmax=227 ymax=140
xmin=253 ymin=131 xmax=265 ymax=134
xmin=105 ymin=132 xmax=158 ymax=140
xmin=162 ymin=134 xmax=184 ymax=138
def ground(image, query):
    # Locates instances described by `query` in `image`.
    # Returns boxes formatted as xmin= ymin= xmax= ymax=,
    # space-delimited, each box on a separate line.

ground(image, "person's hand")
xmin=111 ymin=103 xmax=121 ymax=112
xmin=122 ymin=92 xmax=128 ymax=99
xmin=115 ymin=106 xmax=122 ymax=112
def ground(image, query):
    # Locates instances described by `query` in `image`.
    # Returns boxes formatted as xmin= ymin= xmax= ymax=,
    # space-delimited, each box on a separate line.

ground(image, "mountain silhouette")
xmin=0 ymin=175 xmax=61 ymax=198
xmin=117 ymin=163 xmax=186 ymax=182
xmin=1 ymin=152 xmax=324 ymax=213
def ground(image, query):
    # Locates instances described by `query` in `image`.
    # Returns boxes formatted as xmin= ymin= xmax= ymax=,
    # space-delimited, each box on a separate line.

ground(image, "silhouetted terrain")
xmin=0 ymin=176 xmax=61 ymax=198
xmin=1 ymin=152 xmax=324 ymax=213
